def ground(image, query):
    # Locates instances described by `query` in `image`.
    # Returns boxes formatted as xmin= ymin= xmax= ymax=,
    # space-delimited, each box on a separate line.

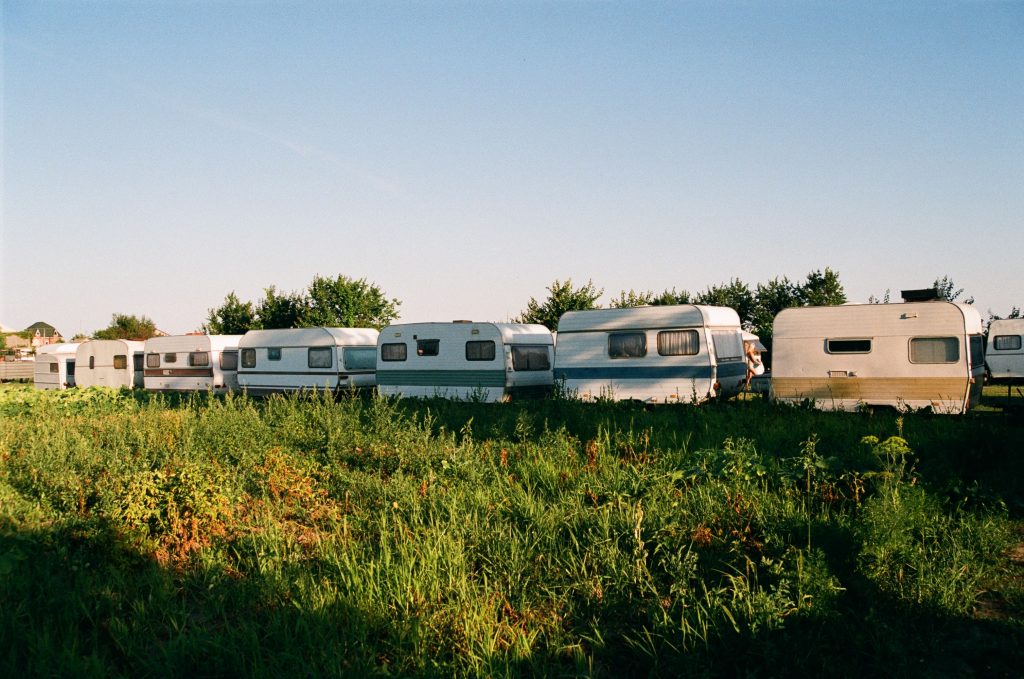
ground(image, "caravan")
xmin=553 ymin=306 xmax=747 ymax=403
xmin=770 ymin=300 xmax=985 ymax=413
xmin=75 ymin=340 xmax=145 ymax=389
xmin=236 ymin=327 xmax=379 ymax=394
xmin=33 ymin=343 xmax=80 ymax=390
xmin=143 ymin=335 xmax=242 ymax=392
xmin=986 ymin=318 xmax=1024 ymax=382
xmin=376 ymin=322 xmax=554 ymax=402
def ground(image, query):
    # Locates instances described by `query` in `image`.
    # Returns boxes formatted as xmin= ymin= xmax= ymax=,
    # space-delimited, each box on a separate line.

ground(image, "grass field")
xmin=1 ymin=383 xmax=1022 ymax=677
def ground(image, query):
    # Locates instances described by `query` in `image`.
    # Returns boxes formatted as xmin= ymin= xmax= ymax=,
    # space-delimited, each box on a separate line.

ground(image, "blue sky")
xmin=3 ymin=1 xmax=1022 ymax=336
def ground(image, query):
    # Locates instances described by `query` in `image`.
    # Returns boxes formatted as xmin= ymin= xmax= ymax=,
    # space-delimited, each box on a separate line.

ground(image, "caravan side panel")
xmin=986 ymin=319 xmax=1024 ymax=381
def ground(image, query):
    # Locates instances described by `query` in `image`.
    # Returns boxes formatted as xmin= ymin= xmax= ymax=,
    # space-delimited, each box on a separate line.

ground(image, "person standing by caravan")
xmin=744 ymin=339 xmax=765 ymax=388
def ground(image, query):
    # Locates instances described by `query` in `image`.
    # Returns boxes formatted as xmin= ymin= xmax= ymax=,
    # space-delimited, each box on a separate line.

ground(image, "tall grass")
xmin=1 ymin=385 xmax=1021 ymax=676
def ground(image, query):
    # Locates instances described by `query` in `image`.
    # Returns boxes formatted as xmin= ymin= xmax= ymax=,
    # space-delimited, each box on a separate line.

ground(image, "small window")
xmin=268 ymin=348 xmax=282 ymax=361
xmin=49 ymin=362 xmax=59 ymax=373
xmin=113 ymin=355 xmax=128 ymax=370
xmin=241 ymin=348 xmax=256 ymax=368
xmin=343 ymin=347 xmax=377 ymax=371
xmin=969 ymin=335 xmax=985 ymax=368
xmin=146 ymin=353 xmax=160 ymax=368
xmin=910 ymin=337 xmax=959 ymax=364
xmin=189 ymin=351 xmax=210 ymax=367
xmin=220 ymin=351 xmax=239 ymax=371
xmin=994 ymin=335 xmax=1022 ymax=351
xmin=416 ymin=339 xmax=439 ymax=357
xmin=89 ymin=356 xmax=95 ymax=369
xmin=608 ymin=332 xmax=646 ymax=359
xmin=710 ymin=330 xmax=742 ymax=360
xmin=511 ymin=345 xmax=550 ymax=371
xmin=466 ymin=340 xmax=496 ymax=361
xmin=163 ymin=353 xmax=178 ymax=363
xmin=659 ymin=330 xmax=699 ymax=356
xmin=381 ymin=343 xmax=407 ymax=362
xmin=827 ymin=339 xmax=872 ymax=354
xmin=308 ymin=347 xmax=333 ymax=369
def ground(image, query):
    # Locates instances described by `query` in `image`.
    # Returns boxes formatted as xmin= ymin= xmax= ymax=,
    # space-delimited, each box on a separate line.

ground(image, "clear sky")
xmin=2 ymin=1 xmax=1022 ymax=336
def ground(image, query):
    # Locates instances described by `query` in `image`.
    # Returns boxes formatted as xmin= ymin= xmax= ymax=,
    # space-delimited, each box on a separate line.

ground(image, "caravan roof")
xmin=557 ymin=305 xmax=741 ymax=333
xmin=239 ymin=327 xmax=379 ymax=348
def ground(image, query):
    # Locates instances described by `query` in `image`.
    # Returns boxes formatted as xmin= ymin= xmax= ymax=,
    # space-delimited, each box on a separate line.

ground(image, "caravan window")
xmin=49 ymin=362 xmax=59 ymax=373
xmin=994 ymin=335 xmax=1022 ymax=351
xmin=343 ymin=347 xmax=377 ymax=371
xmin=146 ymin=354 xmax=160 ymax=368
xmin=711 ymin=330 xmax=743 ymax=360
xmin=189 ymin=352 xmax=210 ymax=367
xmin=910 ymin=337 xmax=959 ymax=364
xmin=241 ymin=349 xmax=256 ymax=368
xmin=827 ymin=339 xmax=872 ymax=354
xmin=163 ymin=353 xmax=178 ymax=363
xmin=969 ymin=336 xmax=985 ymax=368
xmin=381 ymin=343 xmax=407 ymax=362
xmin=512 ymin=345 xmax=550 ymax=371
xmin=658 ymin=330 xmax=699 ymax=356
xmin=308 ymin=347 xmax=333 ymax=369
xmin=220 ymin=351 xmax=239 ymax=371
xmin=465 ymin=341 xmax=496 ymax=361
xmin=268 ymin=348 xmax=282 ymax=361
xmin=608 ymin=332 xmax=647 ymax=359
xmin=113 ymin=355 xmax=128 ymax=370
xmin=416 ymin=339 xmax=439 ymax=357
xmin=89 ymin=356 xmax=95 ymax=369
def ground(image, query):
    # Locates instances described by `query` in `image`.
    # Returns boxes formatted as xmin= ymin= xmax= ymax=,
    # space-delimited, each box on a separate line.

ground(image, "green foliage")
xmin=203 ymin=291 xmax=257 ymax=334
xmin=1 ymin=388 xmax=1021 ymax=675
xmin=695 ymin=278 xmax=756 ymax=327
xmin=303 ymin=274 xmax=400 ymax=329
xmin=799 ymin=268 xmax=847 ymax=306
xmin=516 ymin=278 xmax=603 ymax=330
xmin=255 ymin=285 xmax=306 ymax=329
xmin=92 ymin=313 xmax=158 ymax=340
xmin=750 ymin=276 xmax=802 ymax=348
xmin=611 ymin=288 xmax=692 ymax=308
xmin=933 ymin=275 xmax=974 ymax=305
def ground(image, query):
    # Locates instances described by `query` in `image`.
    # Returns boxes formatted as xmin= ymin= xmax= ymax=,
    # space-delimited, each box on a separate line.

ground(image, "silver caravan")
xmin=75 ymin=340 xmax=146 ymax=389
xmin=143 ymin=334 xmax=243 ymax=393
xmin=33 ymin=343 xmax=80 ymax=390
xmin=376 ymin=322 xmax=554 ymax=402
xmin=236 ymin=327 xmax=379 ymax=394
xmin=553 ymin=305 xmax=747 ymax=403
xmin=771 ymin=301 xmax=985 ymax=413
xmin=986 ymin=318 xmax=1024 ymax=382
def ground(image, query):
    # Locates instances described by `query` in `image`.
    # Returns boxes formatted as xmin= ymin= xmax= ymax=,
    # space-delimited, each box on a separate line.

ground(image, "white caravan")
xmin=236 ymin=327 xmax=379 ymax=394
xmin=143 ymin=334 xmax=242 ymax=393
xmin=986 ymin=318 xmax=1024 ymax=382
xmin=376 ymin=322 xmax=554 ymax=402
xmin=75 ymin=340 xmax=146 ymax=389
xmin=770 ymin=301 xmax=985 ymax=413
xmin=33 ymin=343 xmax=81 ymax=390
xmin=553 ymin=305 xmax=747 ymax=403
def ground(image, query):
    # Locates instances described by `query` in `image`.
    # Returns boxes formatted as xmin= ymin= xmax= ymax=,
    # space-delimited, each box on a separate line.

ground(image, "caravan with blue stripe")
xmin=553 ymin=305 xmax=748 ymax=404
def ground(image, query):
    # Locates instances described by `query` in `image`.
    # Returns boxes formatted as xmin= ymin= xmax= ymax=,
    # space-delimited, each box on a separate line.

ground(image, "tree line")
xmin=87 ymin=271 xmax=1017 ymax=343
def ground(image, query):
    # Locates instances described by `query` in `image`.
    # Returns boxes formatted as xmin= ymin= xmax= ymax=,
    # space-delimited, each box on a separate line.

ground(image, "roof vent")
xmin=452 ymin=319 xmax=473 ymax=323
xmin=901 ymin=288 xmax=941 ymax=303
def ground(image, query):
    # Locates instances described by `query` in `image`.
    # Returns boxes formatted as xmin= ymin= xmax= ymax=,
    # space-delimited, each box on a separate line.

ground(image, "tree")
xmin=749 ymin=277 xmax=802 ymax=348
xmin=203 ymin=292 xmax=258 ymax=334
xmin=516 ymin=279 xmax=603 ymax=331
xmin=71 ymin=333 xmax=90 ymax=342
xmin=610 ymin=288 xmax=693 ymax=309
xmin=93 ymin=313 xmax=158 ymax=340
xmin=303 ymin=274 xmax=400 ymax=329
xmin=255 ymin=286 xmax=306 ymax=329
xmin=695 ymin=279 xmax=755 ymax=328
xmin=933 ymin=276 xmax=974 ymax=304
xmin=799 ymin=268 xmax=846 ymax=307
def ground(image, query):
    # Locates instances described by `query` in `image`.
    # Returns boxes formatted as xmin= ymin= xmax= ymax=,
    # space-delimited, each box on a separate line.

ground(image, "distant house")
xmin=25 ymin=321 xmax=63 ymax=347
